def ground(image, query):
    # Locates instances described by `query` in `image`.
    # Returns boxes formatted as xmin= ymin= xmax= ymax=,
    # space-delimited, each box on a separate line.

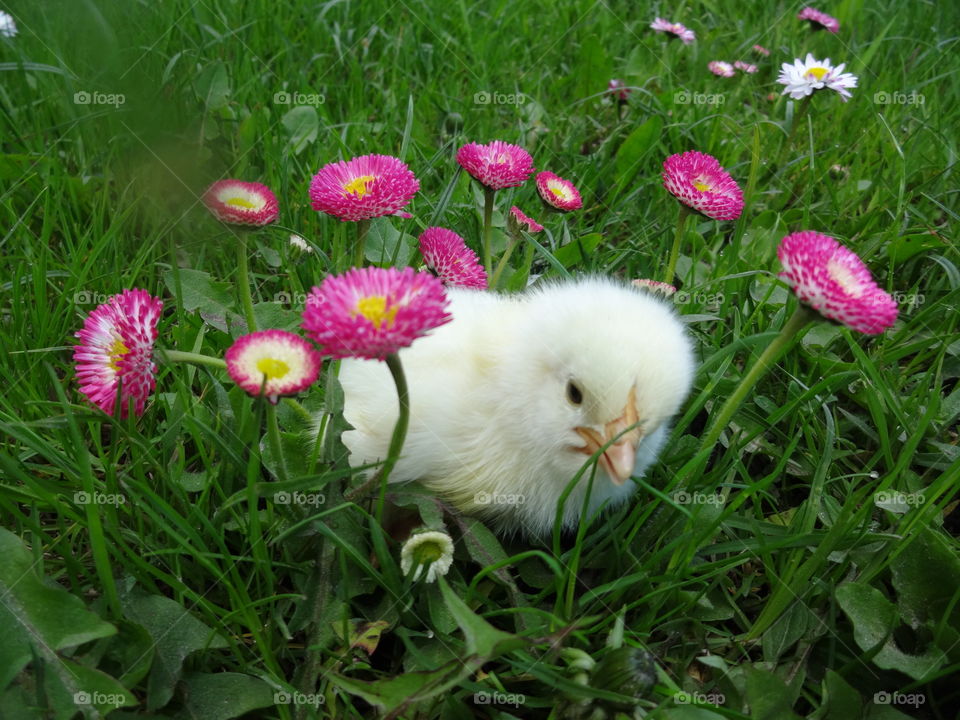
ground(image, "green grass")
xmin=1 ymin=0 xmax=959 ymax=718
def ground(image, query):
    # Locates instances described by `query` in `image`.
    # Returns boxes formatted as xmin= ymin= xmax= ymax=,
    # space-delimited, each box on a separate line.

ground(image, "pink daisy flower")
xmin=708 ymin=61 xmax=735 ymax=78
xmin=73 ymin=289 xmax=163 ymax=417
xmin=607 ymin=79 xmax=631 ymax=101
xmin=734 ymin=61 xmax=758 ymax=74
xmin=662 ymin=151 xmax=744 ymax=221
xmin=536 ymin=171 xmax=583 ymax=212
xmin=752 ymin=44 xmax=771 ymax=57
xmin=225 ymin=330 xmax=321 ymax=403
xmin=650 ymin=17 xmax=696 ymax=45
xmin=309 ymin=154 xmax=419 ymax=222
xmin=456 ymin=140 xmax=534 ymax=190
xmin=203 ymin=180 xmax=279 ymax=226
xmin=301 ymin=267 xmax=451 ymax=360
xmin=778 ymin=232 xmax=898 ymax=334
xmin=509 ymin=206 xmax=544 ymax=233
xmin=798 ymin=6 xmax=840 ymax=33
xmin=418 ymin=227 xmax=488 ymax=290
xmin=632 ymin=279 xmax=677 ymax=297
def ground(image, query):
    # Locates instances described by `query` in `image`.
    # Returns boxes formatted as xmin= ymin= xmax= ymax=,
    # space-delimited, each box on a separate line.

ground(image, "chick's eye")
xmin=566 ymin=380 xmax=583 ymax=406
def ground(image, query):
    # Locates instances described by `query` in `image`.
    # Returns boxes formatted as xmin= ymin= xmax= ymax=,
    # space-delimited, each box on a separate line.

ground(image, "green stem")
xmin=663 ymin=204 xmax=691 ymax=286
xmin=162 ymin=350 xmax=227 ymax=370
xmin=698 ymin=304 xmax=816 ymax=453
xmin=237 ymin=237 xmax=258 ymax=333
xmin=354 ymin=218 xmax=371 ymax=267
xmin=266 ymin=402 xmax=288 ymax=484
xmin=281 ymin=397 xmax=314 ymax=424
xmin=375 ymin=353 xmax=410 ymax=525
xmin=490 ymin=228 xmax=522 ymax=288
xmin=482 ymin=187 xmax=496 ymax=277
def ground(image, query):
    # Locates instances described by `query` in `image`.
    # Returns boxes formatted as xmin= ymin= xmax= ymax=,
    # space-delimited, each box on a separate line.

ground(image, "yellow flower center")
xmin=549 ymin=182 xmax=569 ymax=200
xmin=354 ymin=295 xmax=398 ymax=329
xmin=693 ymin=180 xmax=712 ymax=192
xmin=108 ymin=337 xmax=129 ymax=372
xmin=225 ymin=195 xmax=257 ymax=209
xmin=805 ymin=66 xmax=828 ymax=81
xmin=413 ymin=541 xmax=443 ymax=564
xmin=827 ymin=259 xmax=863 ymax=297
xmin=343 ymin=174 xmax=376 ymax=197
xmin=256 ymin=357 xmax=290 ymax=379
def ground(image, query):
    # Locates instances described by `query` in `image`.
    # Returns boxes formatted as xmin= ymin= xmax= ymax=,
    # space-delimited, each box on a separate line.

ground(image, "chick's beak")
xmin=573 ymin=387 xmax=642 ymax=486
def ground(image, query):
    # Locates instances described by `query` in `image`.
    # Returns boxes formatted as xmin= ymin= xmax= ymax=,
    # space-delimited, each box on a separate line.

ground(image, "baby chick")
xmin=337 ymin=276 xmax=695 ymax=535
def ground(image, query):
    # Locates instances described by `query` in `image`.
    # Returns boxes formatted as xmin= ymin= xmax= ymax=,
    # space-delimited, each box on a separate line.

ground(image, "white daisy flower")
xmin=289 ymin=233 xmax=312 ymax=253
xmin=400 ymin=530 xmax=454 ymax=583
xmin=0 ymin=11 xmax=17 ymax=38
xmin=777 ymin=53 xmax=858 ymax=102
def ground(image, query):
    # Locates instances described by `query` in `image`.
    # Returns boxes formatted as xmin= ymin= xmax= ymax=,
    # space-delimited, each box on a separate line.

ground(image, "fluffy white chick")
xmin=337 ymin=276 xmax=695 ymax=535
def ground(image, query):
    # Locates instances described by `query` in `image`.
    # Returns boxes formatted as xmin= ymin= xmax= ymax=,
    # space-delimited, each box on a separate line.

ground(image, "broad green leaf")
xmin=890 ymin=528 xmax=960 ymax=632
xmin=762 ymin=602 xmax=809 ymax=662
xmin=163 ymin=269 xmax=236 ymax=318
xmin=887 ymin=233 xmax=947 ymax=262
xmin=0 ymin=527 xmax=117 ymax=690
xmin=744 ymin=666 xmax=802 ymax=720
xmin=615 ymin=117 xmax=663 ymax=186
xmin=822 ymin=670 xmax=862 ymax=720
xmin=121 ymin=588 xmax=228 ymax=710
xmin=195 ymin=61 xmax=231 ymax=111
xmin=836 ymin=582 xmax=945 ymax=680
xmin=175 ymin=672 xmax=275 ymax=720
xmin=329 ymin=662 xmax=467 ymax=714
xmin=554 ymin=233 xmax=604 ymax=268
xmin=331 ymin=619 xmax=391 ymax=655
xmin=437 ymin=576 xmax=523 ymax=658
xmin=282 ymin=105 xmax=319 ymax=155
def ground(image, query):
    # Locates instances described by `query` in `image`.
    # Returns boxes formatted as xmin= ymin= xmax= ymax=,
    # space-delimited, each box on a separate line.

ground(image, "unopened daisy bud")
xmin=589 ymin=647 xmax=657 ymax=704
xmin=829 ymin=164 xmax=849 ymax=180
xmin=289 ymin=234 xmax=313 ymax=253
xmin=734 ymin=61 xmax=758 ymax=74
xmin=752 ymin=44 xmax=770 ymax=57
xmin=797 ymin=6 xmax=840 ymax=33
xmin=400 ymin=530 xmax=455 ymax=582
xmin=508 ymin=206 xmax=544 ymax=234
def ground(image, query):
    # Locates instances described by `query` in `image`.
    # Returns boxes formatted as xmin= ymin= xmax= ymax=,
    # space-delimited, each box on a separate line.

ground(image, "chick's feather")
xmin=338 ymin=276 xmax=695 ymax=535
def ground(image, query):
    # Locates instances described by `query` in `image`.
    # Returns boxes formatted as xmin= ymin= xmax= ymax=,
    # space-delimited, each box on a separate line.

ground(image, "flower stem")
xmin=375 ymin=353 xmax=410 ymax=524
xmin=482 ymin=187 xmax=496 ymax=277
xmin=354 ymin=218 xmax=371 ymax=268
xmin=161 ymin=349 xmax=227 ymax=370
xmin=490 ymin=228 xmax=523 ymax=288
xmin=265 ymin=402 xmax=288 ymax=484
xmin=698 ymin=304 xmax=816 ymax=453
xmin=237 ymin=237 xmax=258 ymax=333
xmin=663 ymin=204 xmax=691 ymax=286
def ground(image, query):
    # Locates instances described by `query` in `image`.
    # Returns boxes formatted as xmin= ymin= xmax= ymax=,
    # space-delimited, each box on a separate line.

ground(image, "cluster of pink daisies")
xmin=74 ymin=132 xmax=898 ymax=417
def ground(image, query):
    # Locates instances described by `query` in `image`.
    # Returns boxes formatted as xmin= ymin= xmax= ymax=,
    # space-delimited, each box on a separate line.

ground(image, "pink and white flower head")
xmin=309 ymin=154 xmax=419 ymax=222
xmin=662 ymin=151 xmax=744 ymax=221
xmin=418 ymin=227 xmax=487 ymax=290
xmin=203 ymin=180 xmax=279 ymax=226
xmin=752 ymin=44 xmax=771 ymax=57
xmin=456 ymin=140 xmax=534 ymax=190
xmin=778 ymin=231 xmax=897 ymax=334
xmin=536 ymin=171 xmax=583 ymax=212
xmin=650 ymin=17 xmax=695 ymax=45
xmin=608 ymin=79 xmax=631 ymax=101
xmin=508 ymin=206 xmax=544 ymax=233
xmin=798 ymin=6 xmax=840 ymax=33
xmin=73 ymin=289 xmax=163 ymax=417
xmin=225 ymin=330 xmax=321 ymax=403
xmin=708 ymin=61 xmax=735 ymax=78
xmin=632 ymin=279 xmax=678 ymax=298
xmin=777 ymin=53 xmax=857 ymax=102
xmin=301 ymin=267 xmax=451 ymax=360
xmin=734 ymin=61 xmax=758 ymax=74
